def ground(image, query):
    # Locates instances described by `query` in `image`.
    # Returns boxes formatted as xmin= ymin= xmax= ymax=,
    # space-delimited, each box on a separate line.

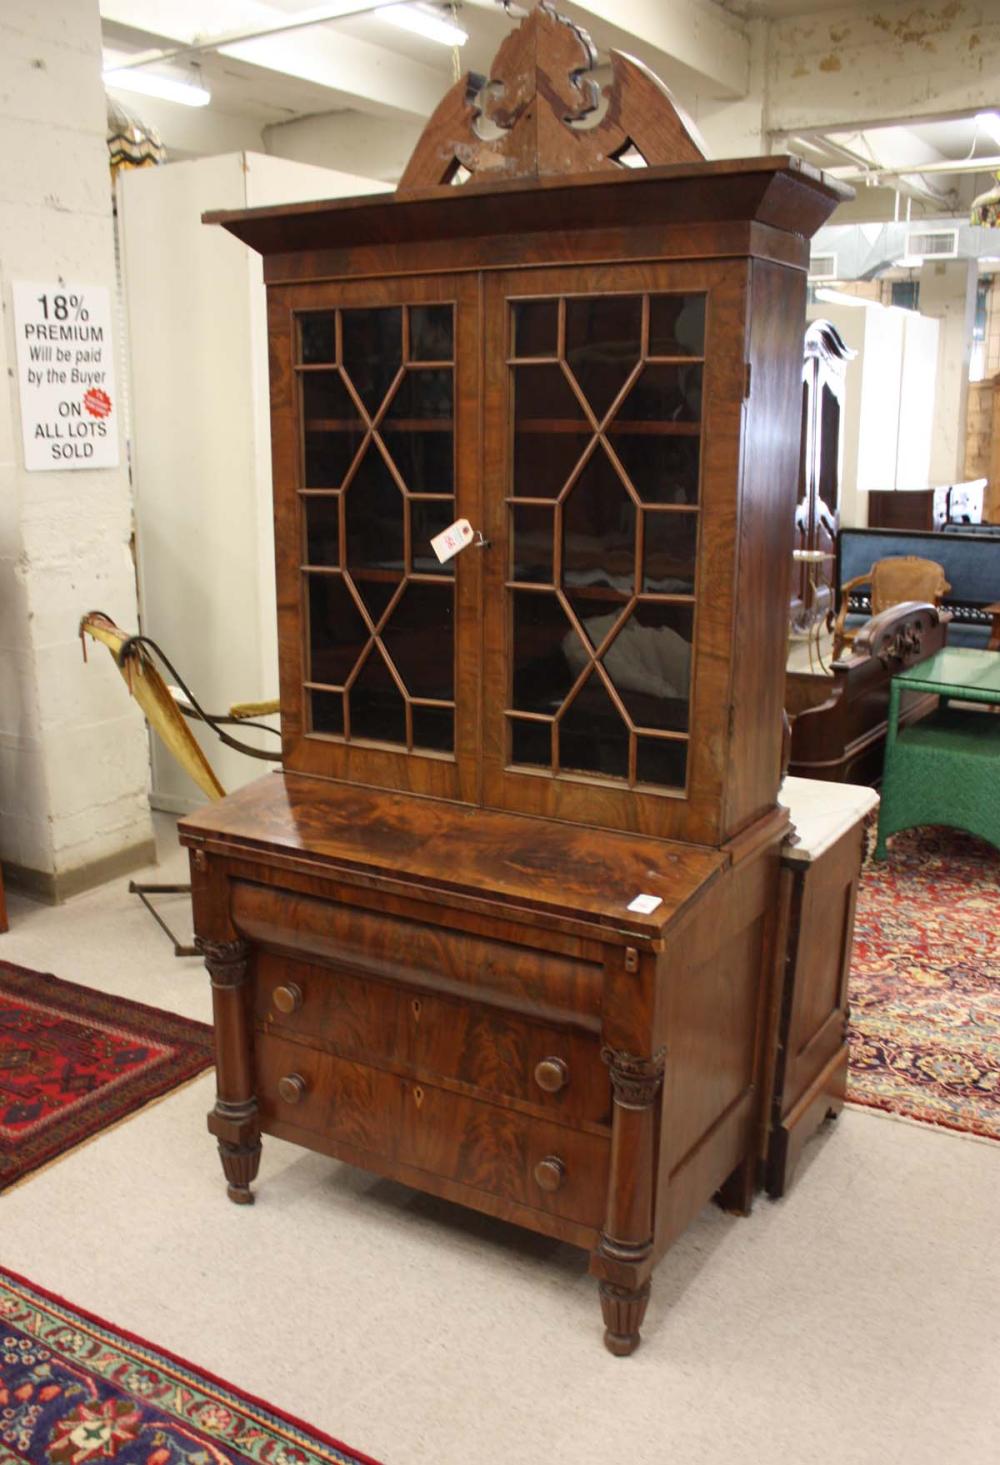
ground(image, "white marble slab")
xmin=779 ymin=775 xmax=879 ymax=863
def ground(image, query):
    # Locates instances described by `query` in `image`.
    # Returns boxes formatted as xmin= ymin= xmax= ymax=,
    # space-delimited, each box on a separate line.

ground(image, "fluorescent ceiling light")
xmin=379 ymin=4 xmax=468 ymax=46
xmin=103 ymin=65 xmax=211 ymax=107
xmin=976 ymin=112 xmax=1000 ymax=148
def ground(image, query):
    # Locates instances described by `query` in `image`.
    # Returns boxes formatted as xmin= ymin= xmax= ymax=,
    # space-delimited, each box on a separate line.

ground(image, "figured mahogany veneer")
xmin=186 ymin=2 xmax=848 ymax=1356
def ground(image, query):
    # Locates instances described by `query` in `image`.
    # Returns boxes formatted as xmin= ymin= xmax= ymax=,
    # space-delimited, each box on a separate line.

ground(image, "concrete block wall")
xmin=0 ymin=0 xmax=154 ymax=897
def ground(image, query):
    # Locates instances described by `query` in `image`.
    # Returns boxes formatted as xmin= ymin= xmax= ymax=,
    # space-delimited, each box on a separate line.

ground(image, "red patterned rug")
xmin=0 ymin=1265 xmax=379 ymax=1463
xmin=848 ymin=827 xmax=1000 ymax=1141
xmin=0 ymin=962 xmax=213 ymax=1192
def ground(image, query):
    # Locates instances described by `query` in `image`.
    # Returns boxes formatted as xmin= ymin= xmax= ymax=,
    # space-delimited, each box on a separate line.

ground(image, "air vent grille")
xmin=808 ymin=253 xmax=838 ymax=281
xmin=906 ymin=228 xmax=959 ymax=260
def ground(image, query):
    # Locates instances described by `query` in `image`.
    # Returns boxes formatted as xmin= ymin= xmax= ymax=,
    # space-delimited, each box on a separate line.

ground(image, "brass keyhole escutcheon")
xmin=533 ymin=1155 xmax=565 ymax=1193
xmin=413 ymin=1085 xmax=424 ymax=1109
xmin=411 ymin=997 xmax=422 ymax=1020
xmin=273 ymin=983 xmax=303 ymax=1015
xmin=277 ymin=1073 xmax=307 ymax=1105
xmin=534 ymin=1057 xmax=568 ymax=1093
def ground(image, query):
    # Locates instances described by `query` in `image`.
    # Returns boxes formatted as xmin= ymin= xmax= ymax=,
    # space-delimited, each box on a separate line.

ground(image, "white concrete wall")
xmin=0 ymin=0 xmax=153 ymax=891
xmin=119 ymin=152 xmax=388 ymax=812
xmin=919 ymin=258 xmax=978 ymax=487
xmin=809 ymin=301 xmax=940 ymax=526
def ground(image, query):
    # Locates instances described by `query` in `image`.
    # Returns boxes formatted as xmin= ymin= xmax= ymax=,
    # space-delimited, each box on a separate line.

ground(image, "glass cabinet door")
xmin=480 ymin=261 xmax=749 ymax=841
xmin=269 ymin=275 xmax=481 ymax=802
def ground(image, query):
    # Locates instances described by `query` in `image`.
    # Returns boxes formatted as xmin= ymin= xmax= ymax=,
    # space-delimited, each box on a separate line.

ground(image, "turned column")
xmin=196 ymin=934 xmax=261 ymax=1205
xmin=596 ymin=1044 xmax=665 ymax=1357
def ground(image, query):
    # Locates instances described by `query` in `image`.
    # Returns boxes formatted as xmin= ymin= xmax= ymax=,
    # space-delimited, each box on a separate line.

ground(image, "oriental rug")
xmin=0 ymin=962 xmax=213 ymax=1193
xmin=847 ymin=827 xmax=1000 ymax=1141
xmin=0 ymin=1266 xmax=379 ymax=1464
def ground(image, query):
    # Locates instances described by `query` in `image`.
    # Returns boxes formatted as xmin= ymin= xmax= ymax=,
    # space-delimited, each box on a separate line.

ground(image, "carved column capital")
xmin=195 ymin=936 xmax=250 ymax=989
xmin=601 ymin=1046 xmax=666 ymax=1109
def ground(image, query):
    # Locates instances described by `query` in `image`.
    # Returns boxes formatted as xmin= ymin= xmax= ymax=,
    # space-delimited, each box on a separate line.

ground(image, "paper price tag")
xmin=430 ymin=518 xmax=475 ymax=563
xmin=627 ymin=893 xmax=663 ymax=915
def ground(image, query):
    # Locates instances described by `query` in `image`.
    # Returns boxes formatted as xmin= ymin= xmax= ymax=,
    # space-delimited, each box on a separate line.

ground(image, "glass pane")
xmin=382 ymin=367 xmax=454 ymax=494
xmin=564 ymin=590 xmax=629 ymax=652
xmin=618 ymin=363 xmax=702 ymax=424
xmin=342 ymin=308 xmax=402 ymax=415
xmin=349 ymin=648 xmax=406 ymax=745
xmin=310 ymin=689 xmax=344 ymax=735
xmin=602 ymin=602 xmax=694 ymax=732
xmin=304 ymin=497 xmax=341 ymax=567
xmin=565 ymin=295 xmax=642 ymax=420
xmin=636 ymin=736 xmax=687 ymax=789
xmin=642 ymin=511 xmax=697 ymax=594
xmin=511 ymin=504 xmax=554 ymax=585
xmin=302 ymin=371 xmax=365 ymax=488
xmin=344 ymin=444 xmax=404 ymax=620
xmin=385 ymin=368 xmax=453 ymax=422
xmin=509 ymin=716 xmax=552 ymax=768
xmin=412 ymin=704 xmax=453 ymax=753
xmin=511 ymin=591 xmax=581 ymax=715
xmin=307 ymin=573 xmax=368 ymax=688
xmin=559 ymin=672 xmax=629 ymax=780
xmin=513 ymin=364 xmax=590 ymax=499
xmin=562 ymin=445 xmax=635 ymax=593
xmin=513 ymin=299 xmax=558 ymax=358
xmin=300 ymin=312 xmax=335 ymax=364
xmin=610 ymin=432 xmax=700 ymax=506
xmin=409 ymin=305 xmax=453 ymax=362
xmin=648 ymin=295 xmax=705 ymax=357
xmin=381 ymin=582 xmax=455 ymax=700
xmin=411 ymin=499 xmax=457 ymax=575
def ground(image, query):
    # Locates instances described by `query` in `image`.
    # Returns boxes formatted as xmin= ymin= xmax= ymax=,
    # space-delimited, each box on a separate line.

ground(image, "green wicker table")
xmin=875 ymin=647 xmax=1000 ymax=859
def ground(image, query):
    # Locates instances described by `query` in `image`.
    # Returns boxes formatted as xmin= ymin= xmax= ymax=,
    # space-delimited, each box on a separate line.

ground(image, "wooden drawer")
xmin=231 ymin=879 xmax=603 ymax=1031
xmin=254 ymin=952 xmax=610 ymax=1126
xmin=254 ymin=1030 xmax=610 ymax=1230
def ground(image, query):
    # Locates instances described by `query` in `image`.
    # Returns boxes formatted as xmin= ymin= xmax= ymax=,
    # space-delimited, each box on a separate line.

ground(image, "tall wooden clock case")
xmin=180 ymin=2 xmax=847 ymax=1355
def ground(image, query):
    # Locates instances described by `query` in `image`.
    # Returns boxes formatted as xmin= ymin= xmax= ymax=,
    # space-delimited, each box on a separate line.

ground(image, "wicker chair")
xmin=831 ymin=555 xmax=950 ymax=659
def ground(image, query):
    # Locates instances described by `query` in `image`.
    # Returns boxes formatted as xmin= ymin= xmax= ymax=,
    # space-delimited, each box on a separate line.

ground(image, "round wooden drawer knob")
xmin=272 ymin=983 xmax=303 ymax=1015
xmin=534 ymin=1057 xmax=568 ymax=1093
xmin=277 ymin=1073 xmax=307 ymax=1105
xmin=533 ymin=1155 xmax=566 ymax=1193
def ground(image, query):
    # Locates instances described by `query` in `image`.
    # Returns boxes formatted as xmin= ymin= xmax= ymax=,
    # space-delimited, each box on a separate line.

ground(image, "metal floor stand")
xmin=128 ymin=880 xmax=198 ymax=957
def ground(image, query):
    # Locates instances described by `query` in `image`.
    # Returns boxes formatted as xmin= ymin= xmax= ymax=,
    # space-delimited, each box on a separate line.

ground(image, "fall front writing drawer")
xmin=254 ymin=951 xmax=611 ymax=1126
xmin=230 ymin=878 xmax=604 ymax=1030
xmin=254 ymin=1030 xmax=611 ymax=1230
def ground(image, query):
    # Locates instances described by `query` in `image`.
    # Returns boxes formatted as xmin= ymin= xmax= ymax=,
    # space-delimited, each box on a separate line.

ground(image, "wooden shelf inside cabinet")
xmin=195 ymin=0 xmax=850 ymax=1359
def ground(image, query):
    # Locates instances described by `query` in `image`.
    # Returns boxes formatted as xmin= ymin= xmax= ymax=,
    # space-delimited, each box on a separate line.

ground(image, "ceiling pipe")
xmin=106 ymin=0 xmax=404 ymax=71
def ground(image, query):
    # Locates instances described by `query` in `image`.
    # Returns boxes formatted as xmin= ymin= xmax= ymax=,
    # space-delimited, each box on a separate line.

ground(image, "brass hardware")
xmin=272 ymin=983 xmax=303 ymax=1015
xmin=411 ymin=997 xmax=422 ymax=1019
xmin=277 ymin=1073 xmax=306 ymax=1105
xmin=533 ymin=1155 xmax=566 ymax=1192
xmin=534 ymin=1057 xmax=568 ymax=1093
xmin=624 ymin=947 xmax=639 ymax=974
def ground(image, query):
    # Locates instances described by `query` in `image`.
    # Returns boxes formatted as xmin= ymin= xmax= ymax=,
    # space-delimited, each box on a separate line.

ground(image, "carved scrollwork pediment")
xmin=397 ymin=1 xmax=706 ymax=193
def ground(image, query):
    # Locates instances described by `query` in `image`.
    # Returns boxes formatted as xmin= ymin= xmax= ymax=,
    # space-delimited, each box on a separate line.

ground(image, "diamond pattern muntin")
xmin=300 ymin=303 xmax=456 ymax=754
xmin=507 ymin=290 xmax=704 ymax=789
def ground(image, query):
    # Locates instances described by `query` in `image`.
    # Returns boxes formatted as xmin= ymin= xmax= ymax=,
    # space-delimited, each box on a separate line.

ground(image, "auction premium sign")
xmin=12 ymin=282 xmax=120 ymax=471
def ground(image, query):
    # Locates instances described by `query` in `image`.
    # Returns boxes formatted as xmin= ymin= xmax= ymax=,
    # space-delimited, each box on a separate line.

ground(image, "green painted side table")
xmin=875 ymin=648 xmax=1000 ymax=859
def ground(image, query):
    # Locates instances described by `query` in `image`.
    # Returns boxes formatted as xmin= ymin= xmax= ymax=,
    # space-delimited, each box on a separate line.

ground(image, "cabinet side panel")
xmin=723 ymin=259 xmax=806 ymax=838
xmin=653 ymin=838 xmax=778 ymax=1256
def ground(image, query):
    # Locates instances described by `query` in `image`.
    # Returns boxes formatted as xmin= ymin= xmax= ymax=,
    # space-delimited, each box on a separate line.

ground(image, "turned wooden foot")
xmin=599 ymin=1279 xmax=650 ymax=1357
xmin=218 ymin=1138 xmax=261 ymax=1205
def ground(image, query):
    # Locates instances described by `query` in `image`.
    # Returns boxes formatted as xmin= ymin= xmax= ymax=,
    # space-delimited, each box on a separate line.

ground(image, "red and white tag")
xmin=430 ymin=518 xmax=475 ymax=563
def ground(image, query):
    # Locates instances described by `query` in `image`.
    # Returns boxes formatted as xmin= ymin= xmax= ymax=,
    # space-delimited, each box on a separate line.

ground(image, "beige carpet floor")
xmin=0 ymin=814 xmax=997 ymax=1465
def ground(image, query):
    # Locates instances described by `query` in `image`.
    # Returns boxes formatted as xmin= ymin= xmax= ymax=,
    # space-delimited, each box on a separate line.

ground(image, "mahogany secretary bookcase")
xmin=180 ymin=3 xmax=847 ymax=1355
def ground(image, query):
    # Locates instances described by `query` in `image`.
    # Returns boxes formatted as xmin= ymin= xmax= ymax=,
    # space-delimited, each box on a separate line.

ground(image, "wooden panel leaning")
xmin=181 ymin=1 xmax=849 ymax=1354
